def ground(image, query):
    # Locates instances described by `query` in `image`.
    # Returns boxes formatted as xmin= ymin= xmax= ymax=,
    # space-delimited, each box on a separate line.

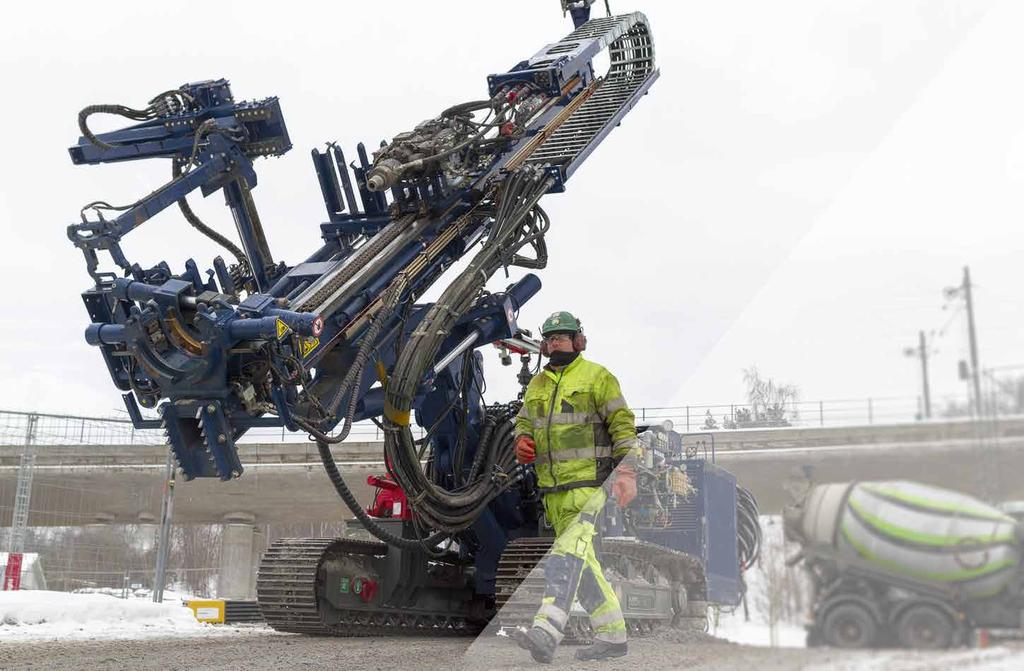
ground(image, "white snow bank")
xmin=0 ymin=590 xmax=213 ymax=641
xmin=802 ymin=646 xmax=1024 ymax=671
xmin=707 ymin=515 xmax=809 ymax=648
xmin=711 ymin=614 xmax=807 ymax=648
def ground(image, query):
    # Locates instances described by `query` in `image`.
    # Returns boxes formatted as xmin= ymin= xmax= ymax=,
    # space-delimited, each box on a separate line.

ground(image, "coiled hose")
xmin=736 ymin=485 xmax=762 ymax=571
xmin=381 ymin=167 xmax=553 ymax=533
xmin=295 ymin=168 xmax=549 ymax=543
xmin=315 ymin=437 xmax=447 ymax=552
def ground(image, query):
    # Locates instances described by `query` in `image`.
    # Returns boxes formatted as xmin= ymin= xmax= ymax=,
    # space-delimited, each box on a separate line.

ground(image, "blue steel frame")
xmin=65 ymin=9 xmax=660 ymax=596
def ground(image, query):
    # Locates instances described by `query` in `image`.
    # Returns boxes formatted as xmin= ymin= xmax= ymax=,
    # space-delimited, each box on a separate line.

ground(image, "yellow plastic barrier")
xmin=187 ymin=599 xmax=225 ymax=624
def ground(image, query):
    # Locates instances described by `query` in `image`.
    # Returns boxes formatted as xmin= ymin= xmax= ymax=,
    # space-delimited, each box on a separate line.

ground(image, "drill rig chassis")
xmin=64 ymin=4 xmax=761 ymax=641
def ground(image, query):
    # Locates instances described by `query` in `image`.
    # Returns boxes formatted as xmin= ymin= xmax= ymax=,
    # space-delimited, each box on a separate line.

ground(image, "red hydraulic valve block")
xmin=366 ymin=474 xmax=412 ymax=520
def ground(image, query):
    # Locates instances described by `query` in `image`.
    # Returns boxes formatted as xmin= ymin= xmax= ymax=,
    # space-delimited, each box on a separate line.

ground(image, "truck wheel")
xmin=896 ymin=604 xmax=955 ymax=649
xmin=822 ymin=602 xmax=878 ymax=648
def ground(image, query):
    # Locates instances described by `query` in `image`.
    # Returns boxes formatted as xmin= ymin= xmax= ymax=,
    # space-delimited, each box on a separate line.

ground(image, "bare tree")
xmin=170 ymin=525 xmax=221 ymax=596
xmin=748 ymin=517 xmax=809 ymax=645
xmin=742 ymin=367 xmax=800 ymax=427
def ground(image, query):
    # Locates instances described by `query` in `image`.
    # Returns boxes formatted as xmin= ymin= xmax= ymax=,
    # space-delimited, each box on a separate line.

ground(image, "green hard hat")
xmin=541 ymin=311 xmax=582 ymax=336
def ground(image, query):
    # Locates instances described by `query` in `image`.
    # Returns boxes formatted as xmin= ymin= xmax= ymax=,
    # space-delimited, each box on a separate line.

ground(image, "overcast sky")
xmin=1 ymin=0 xmax=1021 ymax=421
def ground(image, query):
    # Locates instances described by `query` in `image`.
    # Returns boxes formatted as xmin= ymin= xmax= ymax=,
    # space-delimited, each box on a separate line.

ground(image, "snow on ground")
xmin=802 ymin=646 xmax=1024 ymax=671
xmin=709 ymin=515 xmax=809 ymax=649
xmin=712 ymin=612 xmax=807 ymax=648
xmin=0 ymin=590 xmax=256 ymax=641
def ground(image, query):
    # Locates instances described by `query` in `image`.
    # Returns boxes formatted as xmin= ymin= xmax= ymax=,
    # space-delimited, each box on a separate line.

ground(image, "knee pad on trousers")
xmin=544 ymin=553 xmax=584 ymax=609
xmin=577 ymin=566 xmax=604 ymax=613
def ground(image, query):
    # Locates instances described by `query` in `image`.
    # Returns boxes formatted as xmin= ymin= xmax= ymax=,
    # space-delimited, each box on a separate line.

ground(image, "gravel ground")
xmin=2 ymin=627 xmax=1023 ymax=671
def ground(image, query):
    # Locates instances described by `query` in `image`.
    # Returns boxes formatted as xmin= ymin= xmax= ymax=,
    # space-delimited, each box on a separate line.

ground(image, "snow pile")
xmin=711 ymin=515 xmax=808 ymax=648
xmin=802 ymin=646 xmax=1024 ymax=671
xmin=71 ymin=587 xmax=198 ymax=604
xmin=712 ymin=612 xmax=807 ymax=648
xmin=0 ymin=590 xmax=209 ymax=641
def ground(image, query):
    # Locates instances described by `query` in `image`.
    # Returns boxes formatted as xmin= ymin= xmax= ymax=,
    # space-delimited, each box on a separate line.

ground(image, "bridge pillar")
xmin=217 ymin=513 xmax=262 ymax=600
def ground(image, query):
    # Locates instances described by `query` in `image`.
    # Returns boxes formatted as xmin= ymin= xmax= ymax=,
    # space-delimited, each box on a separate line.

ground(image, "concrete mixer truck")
xmin=784 ymin=480 xmax=1024 ymax=649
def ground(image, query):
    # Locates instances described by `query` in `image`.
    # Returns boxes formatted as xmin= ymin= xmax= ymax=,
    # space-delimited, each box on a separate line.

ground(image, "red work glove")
xmin=611 ymin=464 xmax=637 ymax=508
xmin=515 ymin=435 xmax=536 ymax=464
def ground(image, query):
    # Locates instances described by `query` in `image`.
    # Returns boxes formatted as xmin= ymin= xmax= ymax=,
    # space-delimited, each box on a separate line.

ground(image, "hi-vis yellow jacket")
xmin=514 ymin=355 xmax=638 ymax=493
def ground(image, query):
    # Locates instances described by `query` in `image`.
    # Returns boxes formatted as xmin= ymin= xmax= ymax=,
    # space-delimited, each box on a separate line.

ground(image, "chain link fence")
xmin=627 ymin=395 xmax=972 ymax=431
xmin=0 ymin=409 xmax=353 ymax=598
xmin=0 ymin=409 xmax=425 ymax=447
xmin=0 ymin=394 xmax=978 ymax=598
xmin=0 ymin=393 xmax=973 ymax=451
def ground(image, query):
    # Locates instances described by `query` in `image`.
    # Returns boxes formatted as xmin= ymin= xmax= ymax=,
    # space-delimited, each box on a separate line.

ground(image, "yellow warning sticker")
xmin=275 ymin=318 xmax=291 ymax=340
xmin=301 ymin=337 xmax=320 ymax=358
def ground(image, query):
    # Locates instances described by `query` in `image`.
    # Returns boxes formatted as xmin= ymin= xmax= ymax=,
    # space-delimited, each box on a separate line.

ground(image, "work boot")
xmin=514 ymin=626 xmax=558 ymax=664
xmin=574 ymin=640 xmax=628 ymax=661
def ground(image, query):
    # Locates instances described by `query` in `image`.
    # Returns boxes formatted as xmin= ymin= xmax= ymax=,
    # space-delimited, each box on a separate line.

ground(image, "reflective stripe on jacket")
xmin=514 ymin=355 xmax=637 ymax=492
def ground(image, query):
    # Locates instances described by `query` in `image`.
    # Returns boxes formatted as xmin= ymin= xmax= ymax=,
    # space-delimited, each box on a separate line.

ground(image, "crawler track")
xmin=494 ymin=536 xmax=700 ymax=640
xmin=256 ymin=537 xmax=482 ymax=636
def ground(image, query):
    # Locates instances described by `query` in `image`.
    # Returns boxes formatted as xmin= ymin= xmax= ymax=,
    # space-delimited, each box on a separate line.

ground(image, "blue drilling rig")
xmin=66 ymin=3 xmax=759 ymax=636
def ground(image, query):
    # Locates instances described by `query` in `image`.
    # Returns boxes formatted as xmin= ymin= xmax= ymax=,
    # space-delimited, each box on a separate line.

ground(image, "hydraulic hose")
xmin=299 ymin=167 xmax=550 ymax=537
xmin=381 ymin=167 xmax=552 ymax=532
xmin=315 ymin=437 xmax=448 ymax=552
xmin=78 ymin=89 xmax=195 ymax=150
xmin=78 ymin=104 xmax=154 ymax=150
xmin=171 ymin=160 xmax=251 ymax=271
xmin=737 ymin=485 xmax=762 ymax=571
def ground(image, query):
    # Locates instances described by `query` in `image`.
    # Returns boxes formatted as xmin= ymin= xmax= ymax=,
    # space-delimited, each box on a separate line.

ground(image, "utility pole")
xmin=962 ymin=266 xmax=983 ymax=416
xmin=945 ymin=266 xmax=983 ymax=417
xmin=918 ymin=330 xmax=932 ymax=419
xmin=152 ymin=450 xmax=176 ymax=603
xmin=903 ymin=331 xmax=932 ymax=419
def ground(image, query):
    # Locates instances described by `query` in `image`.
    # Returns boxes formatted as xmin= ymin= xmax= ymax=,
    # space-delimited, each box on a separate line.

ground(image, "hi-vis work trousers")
xmin=532 ymin=486 xmax=627 ymax=644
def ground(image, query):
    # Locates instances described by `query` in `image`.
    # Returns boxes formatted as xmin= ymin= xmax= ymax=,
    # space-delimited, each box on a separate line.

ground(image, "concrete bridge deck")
xmin=2 ymin=418 xmax=1021 ymax=525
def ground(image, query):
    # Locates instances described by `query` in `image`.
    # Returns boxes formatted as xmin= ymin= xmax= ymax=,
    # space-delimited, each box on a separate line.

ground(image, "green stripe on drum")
xmin=861 ymin=484 xmax=1014 ymax=524
xmin=840 ymin=523 xmax=1018 ymax=583
xmin=848 ymin=498 xmax=1017 ymax=548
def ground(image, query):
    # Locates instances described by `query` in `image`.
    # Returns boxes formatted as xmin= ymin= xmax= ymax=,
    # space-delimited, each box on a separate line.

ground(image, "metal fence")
xmin=0 ymin=396 xmax=973 ymax=597
xmin=634 ymin=394 xmax=973 ymax=432
xmin=0 ymin=407 xmax=349 ymax=598
xmin=0 ymin=394 xmax=974 ymax=450
xmin=0 ymin=409 xmax=362 ymax=598
xmin=0 ymin=409 xmax=425 ymax=446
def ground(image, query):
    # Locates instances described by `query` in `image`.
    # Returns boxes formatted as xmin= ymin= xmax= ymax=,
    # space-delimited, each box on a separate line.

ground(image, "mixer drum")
xmin=798 ymin=480 xmax=1021 ymax=599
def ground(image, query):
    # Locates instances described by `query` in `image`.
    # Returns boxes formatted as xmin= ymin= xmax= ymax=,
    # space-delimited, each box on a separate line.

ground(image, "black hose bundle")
xmin=294 ymin=166 xmax=551 ymax=547
xmin=171 ymin=158 xmax=251 ymax=274
xmin=380 ymin=166 xmax=553 ymax=533
xmin=736 ymin=485 xmax=762 ymax=571
xmin=78 ymin=88 xmax=251 ymax=273
xmin=78 ymin=89 xmax=195 ymax=150
xmin=315 ymin=437 xmax=447 ymax=552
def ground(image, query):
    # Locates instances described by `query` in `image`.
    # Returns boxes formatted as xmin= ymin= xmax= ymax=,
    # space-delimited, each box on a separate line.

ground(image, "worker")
xmin=512 ymin=311 xmax=638 ymax=663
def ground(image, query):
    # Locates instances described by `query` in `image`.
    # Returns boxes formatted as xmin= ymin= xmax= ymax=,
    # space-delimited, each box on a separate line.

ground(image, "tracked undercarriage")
xmin=257 ymin=536 xmax=487 ymax=636
xmin=256 ymin=534 xmax=713 ymax=639
xmin=494 ymin=537 xmax=710 ymax=641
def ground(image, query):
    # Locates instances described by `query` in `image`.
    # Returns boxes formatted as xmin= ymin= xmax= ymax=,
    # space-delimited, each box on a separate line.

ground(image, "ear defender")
xmin=572 ymin=318 xmax=586 ymax=352
xmin=573 ymin=332 xmax=587 ymax=352
xmin=540 ymin=340 xmax=550 ymax=357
